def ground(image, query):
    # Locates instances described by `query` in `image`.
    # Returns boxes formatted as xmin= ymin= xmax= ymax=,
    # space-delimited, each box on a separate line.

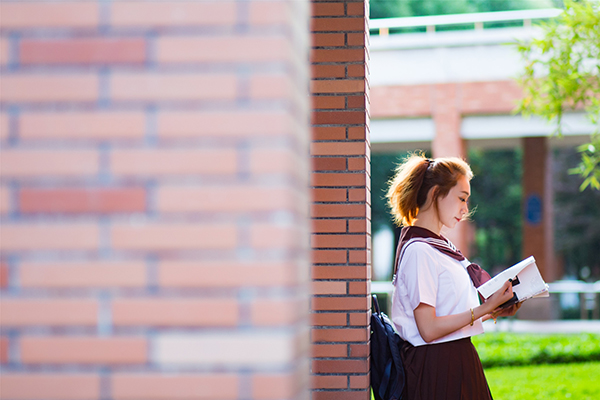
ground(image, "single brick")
xmin=311 ymin=327 xmax=368 ymax=343
xmin=312 ymin=110 xmax=365 ymax=125
xmin=0 ymin=261 xmax=8 ymax=288
xmin=0 ymin=299 xmax=98 ymax=327
xmin=0 ymin=149 xmax=99 ymax=178
xmin=157 ymin=185 xmax=293 ymax=213
xmin=248 ymin=1 xmax=290 ymax=26
xmin=0 ymin=112 xmax=9 ymax=141
xmin=19 ymin=187 xmax=146 ymax=214
xmin=0 ymin=2 xmax=99 ymax=29
xmin=349 ymin=250 xmax=369 ymax=264
xmin=349 ymin=343 xmax=369 ymax=358
xmin=350 ymin=375 xmax=370 ymax=389
xmin=112 ymin=298 xmax=238 ymax=327
xmin=21 ymin=336 xmax=147 ymax=365
xmin=312 ymin=33 xmax=345 ymax=47
xmin=312 ymin=2 xmax=345 ymax=17
xmin=311 ymin=142 xmax=367 ymax=156
xmin=311 ymin=65 xmax=346 ymax=79
xmin=311 ymin=80 xmax=365 ymax=94
xmin=111 ymin=373 xmax=239 ymax=400
xmin=110 ymin=149 xmax=236 ymax=177
xmin=348 ymin=219 xmax=368 ymax=233
xmin=110 ymin=222 xmax=237 ymax=251
xmin=252 ymin=373 xmax=296 ymax=400
xmin=311 ymin=296 xmax=368 ymax=311
xmin=157 ymin=36 xmax=291 ymax=64
xmin=311 ymin=48 xmax=365 ymax=63
xmin=312 ymin=281 xmax=347 ymax=295
xmin=19 ymin=261 xmax=147 ymax=289
xmin=249 ymin=147 xmax=302 ymax=176
xmin=311 ymin=312 xmax=347 ymax=327
xmin=250 ymin=224 xmax=299 ymax=249
xmin=157 ymin=110 xmax=292 ymax=137
xmin=154 ymin=332 xmax=298 ymax=366
xmin=313 ymin=392 xmax=369 ymax=400
xmin=312 ymin=95 xmax=346 ymax=110
xmin=20 ymin=38 xmax=146 ymax=65
xmin=349 ymin=312 xmax=370 ymax=327
xmin=251 ymin=298 xmax=301 ymax=326
xmin=249 ymin=73 xmax=293 ymax=99
xmin=312 ymin=359 xmax=369 ymax=374
xmin=311 ymin=250 xmax=347 ymax=265
xmin=158 ymin=262 xmax=297 ymax=288
xmin=0 ymin=374 xmax=100 ymax=400
xmin=312 ymin=188 xmax=346 ymax=202
xmin=110 ymin=73 xmax=236 ymax=101
xmin=311 ymin=17 xmax=366 ymax=32
xmin=348 ymin=281 xmax=368 ymax=295
xmin=0 ymin=185 xmax=10 ymax=214
xmin=311 ymin=172 xmax=366 ymax=187
xmin=347 ymin=32 xmax=366 ymax=46
xmin=311 ymin=375 xmax=347 ymax=389
xmin=0 ymin=223 xmax=99 ymax=251
xmin=311 ymin=344 xmax=347 ymax=358
xmin=311 ymin=204 xmax=367 ymax=218
xmin=110 ymin=1 xmax=236 ymax=28
xmin=312 ymin=264 xmax=368 ymax=282
xmin=19 ymin=111 xmax=145 ymax=140
xmin=0 ymin=74 xmax=98 ymax=103
xmin=0 ymin=336 xmax=8 ymax=364
xmin=347 ymin=2 xmax=366 ymax=16
xmin=311 ymin=219 xmax=347 ymax=234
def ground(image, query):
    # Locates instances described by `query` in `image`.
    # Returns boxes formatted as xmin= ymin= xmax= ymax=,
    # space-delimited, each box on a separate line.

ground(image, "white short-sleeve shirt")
xmin=391 ymin=242 xmax=484 ymax=347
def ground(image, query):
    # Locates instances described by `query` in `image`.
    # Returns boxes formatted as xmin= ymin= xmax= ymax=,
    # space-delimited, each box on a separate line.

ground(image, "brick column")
xmin=0 ymin=1 xmax=310 ymax=399
xmin=522 ymin=137 xmax=556 ymax=281
xmin=310 ymin=1 xmax=371 ymax=398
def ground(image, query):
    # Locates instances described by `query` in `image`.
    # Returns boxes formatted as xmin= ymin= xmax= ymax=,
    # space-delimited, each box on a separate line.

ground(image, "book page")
xmin=477 ymin=256 xmax=536 ymax=299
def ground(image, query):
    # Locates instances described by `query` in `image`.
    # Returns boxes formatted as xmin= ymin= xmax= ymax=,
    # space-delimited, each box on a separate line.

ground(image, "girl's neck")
xmin=413 ymin=209 xmax=442 ymax=236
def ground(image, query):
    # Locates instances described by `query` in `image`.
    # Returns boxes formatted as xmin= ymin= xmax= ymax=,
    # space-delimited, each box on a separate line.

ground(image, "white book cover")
xmin=477 ymin=256 xmax=549 ymax=305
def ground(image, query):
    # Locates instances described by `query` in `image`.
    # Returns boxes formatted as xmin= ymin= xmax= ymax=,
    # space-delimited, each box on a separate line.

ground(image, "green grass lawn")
xmin=485 ymin=361 xmax=600 ymax=400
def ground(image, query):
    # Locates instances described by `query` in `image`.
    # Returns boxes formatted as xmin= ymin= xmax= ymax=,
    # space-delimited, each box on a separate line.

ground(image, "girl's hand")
xmin=485 ymin=280 xmax=514 ymax=312
xmin=492 ymin=302 xmax=522 ymax=319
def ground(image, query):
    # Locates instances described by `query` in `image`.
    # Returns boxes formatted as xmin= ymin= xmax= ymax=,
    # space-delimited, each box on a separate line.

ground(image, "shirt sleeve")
xmin=399 ymin=243 xmax=439 ymax=311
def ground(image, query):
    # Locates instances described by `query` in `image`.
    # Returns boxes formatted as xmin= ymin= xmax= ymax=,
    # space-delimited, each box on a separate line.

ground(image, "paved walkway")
xmin=482 ymin=319 xmax=600 ymax=334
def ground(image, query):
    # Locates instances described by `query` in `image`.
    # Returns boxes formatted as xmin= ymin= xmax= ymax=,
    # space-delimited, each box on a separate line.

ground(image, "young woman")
xmin=386 ymin=154 xmax=520 ymax=399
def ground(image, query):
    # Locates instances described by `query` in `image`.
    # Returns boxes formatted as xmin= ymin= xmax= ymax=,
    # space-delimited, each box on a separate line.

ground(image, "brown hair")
xmin=386 ymin=153 xmax=473 ymax=226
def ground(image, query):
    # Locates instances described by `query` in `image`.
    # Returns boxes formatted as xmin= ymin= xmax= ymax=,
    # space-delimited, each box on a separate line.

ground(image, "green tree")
xmin=468 ymin=149 xmax=523 ymax=272
xmin=516 ymin=0 xmax=600 ymax=190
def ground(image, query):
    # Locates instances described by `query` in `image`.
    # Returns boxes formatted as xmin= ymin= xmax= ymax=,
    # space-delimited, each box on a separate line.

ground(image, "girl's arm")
xmin=413 ymin=280 xmax=513 ymax=343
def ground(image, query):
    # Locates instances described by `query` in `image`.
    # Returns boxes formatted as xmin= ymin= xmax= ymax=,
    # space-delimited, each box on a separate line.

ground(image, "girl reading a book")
xmin=387 ymin=154 xmax=521 ymax=400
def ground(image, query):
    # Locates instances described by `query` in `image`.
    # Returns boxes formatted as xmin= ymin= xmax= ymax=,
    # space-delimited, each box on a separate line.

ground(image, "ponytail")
xmin=386 ymin=153 xmax=473 ymax=226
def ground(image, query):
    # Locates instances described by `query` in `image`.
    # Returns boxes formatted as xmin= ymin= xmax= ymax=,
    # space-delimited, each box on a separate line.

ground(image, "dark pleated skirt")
xmin=400 ymin=337 xmax=493 ymax=400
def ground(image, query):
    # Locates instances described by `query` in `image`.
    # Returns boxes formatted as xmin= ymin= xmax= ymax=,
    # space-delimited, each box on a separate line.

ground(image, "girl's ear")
xmin=424 ymin=185 xmax=437 ymax=207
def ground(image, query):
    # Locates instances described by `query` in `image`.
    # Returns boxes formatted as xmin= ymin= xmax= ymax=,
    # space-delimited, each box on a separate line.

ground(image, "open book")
xmin=477 ymin=256 xmax=549 ymax=309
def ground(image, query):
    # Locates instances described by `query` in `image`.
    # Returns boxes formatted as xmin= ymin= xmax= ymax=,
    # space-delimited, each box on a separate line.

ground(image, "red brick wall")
xmin=310 ymin=1 xmax=371 ymax=398
xmin=0 ymin=1 xmax=311 ymax=399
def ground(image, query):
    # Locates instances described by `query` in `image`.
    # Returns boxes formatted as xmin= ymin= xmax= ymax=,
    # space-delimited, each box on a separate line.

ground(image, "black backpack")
xmin=370 ymin=294 xmax=405 ymax=400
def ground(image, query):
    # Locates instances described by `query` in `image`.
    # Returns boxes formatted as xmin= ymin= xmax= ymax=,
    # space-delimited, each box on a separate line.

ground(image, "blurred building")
xmin=369 ymin=9 xmax=595 ymax=284
xmin=0 ymin=1 xmax=371 ymax=399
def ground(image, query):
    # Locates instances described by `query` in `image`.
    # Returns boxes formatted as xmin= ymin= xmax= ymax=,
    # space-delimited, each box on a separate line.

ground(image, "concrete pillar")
xmin=431 ymin=84 xmax=470 ymax=256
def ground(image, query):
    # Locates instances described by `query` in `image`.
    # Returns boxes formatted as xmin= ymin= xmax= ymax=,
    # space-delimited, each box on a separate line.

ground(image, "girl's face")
xmin=436 ymin=175 xmax=470 ymax=230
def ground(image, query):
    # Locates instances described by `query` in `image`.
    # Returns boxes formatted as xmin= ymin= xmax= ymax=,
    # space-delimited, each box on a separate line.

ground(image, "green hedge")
xmin=472 ymin=332 xmax=600 ymax=368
